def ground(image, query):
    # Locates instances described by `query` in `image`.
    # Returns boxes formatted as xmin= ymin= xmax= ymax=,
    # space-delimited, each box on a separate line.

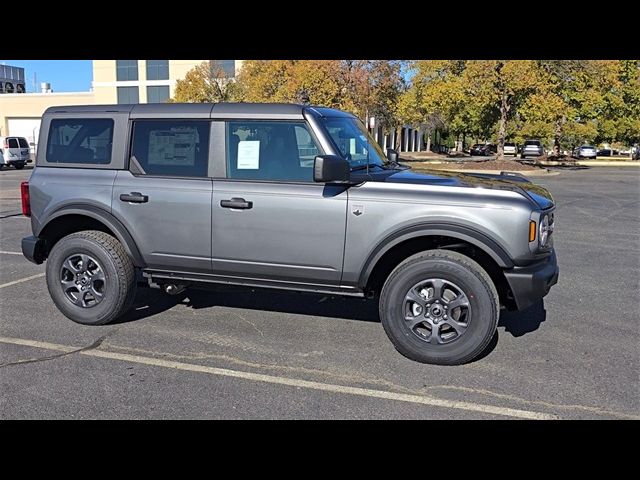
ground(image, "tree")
xmin=235 ymin=60 xmax=405 ymax=138
xmin=170 ymin=61 xmax=239 ymax=103
xmin=399 ymin=61 xmax=468 ymax=151
xmin=463 ymin=61 xmax=539 ymax=159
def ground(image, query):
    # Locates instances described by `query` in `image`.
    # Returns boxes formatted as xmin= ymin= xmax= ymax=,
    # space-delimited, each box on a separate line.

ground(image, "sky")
xmin=0 ymin=60 xmax=92 ymax=92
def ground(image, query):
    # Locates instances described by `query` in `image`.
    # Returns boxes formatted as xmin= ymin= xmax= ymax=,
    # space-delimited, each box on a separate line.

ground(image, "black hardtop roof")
xmin=43 ymin=103 xmax=354 ymax=119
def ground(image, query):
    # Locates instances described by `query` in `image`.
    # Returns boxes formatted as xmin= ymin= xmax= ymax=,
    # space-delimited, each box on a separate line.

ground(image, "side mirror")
xmin=387 ymin=148 xmax=399 ymax=163
xmin=313 ymin=155 xmax=351 ymax=183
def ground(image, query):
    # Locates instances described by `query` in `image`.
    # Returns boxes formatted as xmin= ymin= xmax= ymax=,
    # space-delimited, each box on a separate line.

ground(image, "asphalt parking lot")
xmin=1 ymin=165 xmax=638 ymax=419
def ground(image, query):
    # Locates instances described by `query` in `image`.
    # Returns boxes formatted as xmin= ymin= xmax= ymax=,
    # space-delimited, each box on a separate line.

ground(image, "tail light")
xmin=3 ymin=140 xmax=8 ymax=149
xmin=20 ymin=181 xmax=31 ymax=217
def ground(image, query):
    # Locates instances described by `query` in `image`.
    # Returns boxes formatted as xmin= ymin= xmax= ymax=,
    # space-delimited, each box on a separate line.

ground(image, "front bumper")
xmin=503 ymin=250 xmax=559 ymax=311
xmin=21 ymin=235 xmax=46 ymax=264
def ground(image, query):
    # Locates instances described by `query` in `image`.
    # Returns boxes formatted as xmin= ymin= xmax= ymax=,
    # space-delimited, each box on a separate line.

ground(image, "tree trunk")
xmin=395 ymin=126 xmax=403 ymax=152
xmin=497 ymin=92 xmax=508 ymax=160
xmin=554 ymin=115 xmax=565 ymax=156
xmin=426 ymin=131 xmax=431 ymax=152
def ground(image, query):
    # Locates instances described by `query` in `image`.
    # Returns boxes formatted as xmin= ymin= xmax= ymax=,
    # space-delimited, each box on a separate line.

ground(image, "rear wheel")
xmin=46 ymin=230 xmax=136 ymax=325
xmin=379 ymin=250 xmax=499 ymax=365
xmin=13 ymin=163 xmax=24 ymax=170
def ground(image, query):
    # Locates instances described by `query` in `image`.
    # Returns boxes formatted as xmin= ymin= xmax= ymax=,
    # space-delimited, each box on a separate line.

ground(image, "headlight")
xmin=539 ymin=214 xmax=553 ymax=247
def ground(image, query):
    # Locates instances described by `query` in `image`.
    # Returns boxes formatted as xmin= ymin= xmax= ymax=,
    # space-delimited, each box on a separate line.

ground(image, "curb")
xmin=540 ymin=160 xmax=640 ymax=167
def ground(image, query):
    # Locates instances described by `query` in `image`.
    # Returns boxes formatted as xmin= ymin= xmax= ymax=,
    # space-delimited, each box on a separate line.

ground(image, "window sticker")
xmin=237 ymin=140 xmax=260 ymax=169
xmin=148 ymin=129 xmax=197 ymax=166
xmin=350 ymin=138 xmax=356 ymax=155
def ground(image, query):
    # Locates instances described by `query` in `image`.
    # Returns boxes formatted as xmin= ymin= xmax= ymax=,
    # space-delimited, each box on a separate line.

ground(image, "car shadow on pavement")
xmin=498 ymin=300 xmax=547 ymax=337
xmin=473 ymin=300 xmax=547 ymax=362
xmin=117 ymin=285 xmax=381 ymax=324
xmin=120 ymin=286 xmax=547 ymax=333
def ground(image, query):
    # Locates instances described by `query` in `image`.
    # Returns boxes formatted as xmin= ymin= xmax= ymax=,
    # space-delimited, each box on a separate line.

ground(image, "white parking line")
xmin=0 ymin=251 xmax=22 ymax=255
xmin=0 ymin=273 xmax=45 ymax=289
xmin=0 ymin=335 xmax=557 ymax=420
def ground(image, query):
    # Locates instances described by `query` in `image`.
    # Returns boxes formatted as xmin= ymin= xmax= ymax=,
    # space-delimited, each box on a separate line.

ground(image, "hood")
xmin=368 ymin=168 xmax=555 ymax=210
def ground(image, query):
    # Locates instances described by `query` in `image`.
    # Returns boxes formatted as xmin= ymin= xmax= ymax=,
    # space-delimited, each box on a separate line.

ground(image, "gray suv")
xmin=21 ymin=103 xmax=559 ymax=365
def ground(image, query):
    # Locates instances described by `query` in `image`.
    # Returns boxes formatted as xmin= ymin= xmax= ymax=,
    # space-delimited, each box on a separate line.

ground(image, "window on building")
xmin=46 ymin=119 xmax=114 ymax=164
xmin=117 ymin=86 xmax=139 ymax=104
xmin=211 ymin=60 xmax=235 ymax=78
xmin=130 ymin=120 xmax=210 ymax=177
xmin=146 ymin=86 xmax=170 ymax=103
xmin=226 ymin=121 xmax=320 ymax=182
xmin=146 ymin=60 xmax=169 ymax=80
xmin=116 ymin=60 xmax=138 ymax=81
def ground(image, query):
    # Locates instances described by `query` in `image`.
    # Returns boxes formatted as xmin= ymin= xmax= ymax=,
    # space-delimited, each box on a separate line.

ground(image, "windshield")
xmin=320 ymin=117 xmax=389 ymax=170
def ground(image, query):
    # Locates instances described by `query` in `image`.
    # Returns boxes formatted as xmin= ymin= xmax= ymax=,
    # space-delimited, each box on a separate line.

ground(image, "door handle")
xmin=220 ymin=197 xmax=253 ymax=209
xmin=120 ymin=192 xmax=149 ymax=203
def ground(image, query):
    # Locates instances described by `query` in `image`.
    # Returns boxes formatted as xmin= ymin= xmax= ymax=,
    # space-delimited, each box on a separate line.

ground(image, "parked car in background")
xmin=0 ymin=136 xmax=32 ymax=170
xmin=504 ymin=142 xmax=518 ymax=156
xmin=470 ymin=143 xmax=496 ymax=156
xmin=632 ymin=145 xmax=640 ymax=160
xmin=597 ymin=148 xmax=619 ymax=157
xmin=470 ymin=143 xmax=488 ymax=155
xmin=521 ymin=140 xmax=544 ymax=159
xmin=572 ymin=145 xmax=597 ymax=159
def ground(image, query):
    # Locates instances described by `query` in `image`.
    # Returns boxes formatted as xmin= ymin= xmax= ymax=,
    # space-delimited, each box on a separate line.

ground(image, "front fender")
xmin=357 ymin=222 xmax=513 ymax=289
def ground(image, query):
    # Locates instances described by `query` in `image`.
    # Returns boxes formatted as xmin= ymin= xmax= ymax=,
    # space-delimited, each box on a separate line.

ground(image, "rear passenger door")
xmin=211 ymin=120 xmax=348 ymax=285
xmin=111 ymin=119 xmax=213 ymax=273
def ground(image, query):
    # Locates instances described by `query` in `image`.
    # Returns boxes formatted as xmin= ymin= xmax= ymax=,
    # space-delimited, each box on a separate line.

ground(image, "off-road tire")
xmin=46 ymin=230 xmax=136 ymax=325
xmin=379 ymin=249 xmax=499 ymax=365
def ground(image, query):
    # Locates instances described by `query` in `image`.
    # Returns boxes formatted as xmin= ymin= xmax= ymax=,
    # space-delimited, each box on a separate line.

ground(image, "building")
xmin=0 ymin=64 xmax=26 ymax=94
xmin=0 ymin=60 xmax=241 ymax=149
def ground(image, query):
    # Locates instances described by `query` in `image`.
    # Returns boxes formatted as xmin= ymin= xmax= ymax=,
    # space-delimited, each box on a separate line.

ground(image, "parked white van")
xmin=0 ymin=136 xmax=31 ymax=169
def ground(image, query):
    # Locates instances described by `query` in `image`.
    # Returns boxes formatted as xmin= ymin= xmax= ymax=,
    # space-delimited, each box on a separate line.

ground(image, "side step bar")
xmin=142 ymin=270 xmax=365 ymax=298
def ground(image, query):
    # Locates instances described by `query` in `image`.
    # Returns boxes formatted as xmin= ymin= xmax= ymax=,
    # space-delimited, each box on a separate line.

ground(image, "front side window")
xmin=147 ymin=85 xmax=170 ymax=103
xmin=226 ymin=121 xmax=320 ymax=182
xmin=18 ymin=138 xmax=29 ymax=148
xmin=320 ymin=116 xmax=389 ymax=171
xmin=46 ymin=119 xmax=114 ymax=164
xmin=116 ymin=60 xmax=138 ymax=81
xmin=117 ymin=86 xmax=139 ymax=104
xmin=146 ymin=60 xmax=169 ymax=81
xmin=130 ymin=120 xmax=209 ymax=177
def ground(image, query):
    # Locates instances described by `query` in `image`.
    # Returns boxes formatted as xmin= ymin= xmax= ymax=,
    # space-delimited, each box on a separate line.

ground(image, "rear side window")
xmin=8 ymin=138 xmax=19 ymax=148
xmin=18 ymin=138 xmax=29 ymax=148
xmin=46 ymin=119 xmax=114 ymax=164
xmin=130 ymin=120 xmax=209 ymax=177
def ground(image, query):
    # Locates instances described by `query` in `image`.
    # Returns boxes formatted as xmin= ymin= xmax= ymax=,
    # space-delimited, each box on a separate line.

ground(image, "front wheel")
xmin=13 ymin=163 xmax=25 ymax=170
xmin=379 ymin=250 xmax=499 ymax=365
xmin=46 ymin=230 xmax=136 ymax=325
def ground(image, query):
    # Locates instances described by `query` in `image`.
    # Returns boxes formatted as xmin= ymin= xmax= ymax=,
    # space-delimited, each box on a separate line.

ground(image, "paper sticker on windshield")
xmin=237 ymin=141 xmax=260 ymax=169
